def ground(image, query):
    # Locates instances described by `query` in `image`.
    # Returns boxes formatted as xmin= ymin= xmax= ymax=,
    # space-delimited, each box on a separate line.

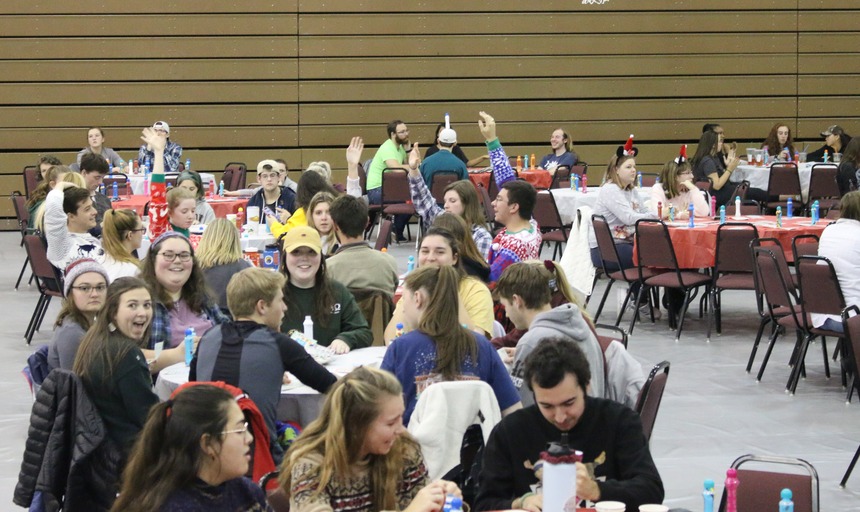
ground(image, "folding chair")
xmin=839 ymin=308 xmax=860 ymax=486
xmin=807 ymin=163 xmax=840 ymax=214
xmin=635 ymin=219 xmax=711 ymax=341
xmin=22 ymin=234 xmax=64 ymax=344
xmin=477 ymin=184 xmax=495 ymax=226
xmin=791 ymin=233 xmax=819 ymax=263
xmin=23 ymin=165 xmax=39 ymax=198
xmin=765 ymin=162 xmax=802 ymax=214
xmin=730 ymin=180 xmax=750 ymax=202
xmin=533 ymin=191 xmax=569 ymax=260
xmin=164 ymin=173 xmax=180 ymax=188
xmin=549 ymin=165 xmax=571 ymax=189
xmin=223 ymin=162 xmax=247 ymax=191
xmin=639 ymin=172 xmax=659 ymax=188
xmin=374 ymin=217 xmax=393 ymax=251
xmin=634 ymin=361 xmax=670 ymax=444
xmin=740 ymin=199 xmax=762 ymax=216
xmin=259 ymin=470 xmax=290 ymax=511
xmin=12 ymin=193 xmax=32 ymax=289
xmin=380 ymin=170 xmax=415 ymax=241
xmin=429 ymin=171 xmax=461 ymax=206
xmin=719 ymin=454 xmax=818 ymax=512
xmin=590 ymin=215 xmax=655 ymax=329
xmin=102 ymin=173 xmax=130 ymax=196
xmin=707 ymin=223 xmax=759 ymax=335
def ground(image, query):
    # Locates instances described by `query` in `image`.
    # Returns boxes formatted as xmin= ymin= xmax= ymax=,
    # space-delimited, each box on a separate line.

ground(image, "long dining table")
xmin=109 ymin=195 xmax=247 ymax=218
xmin=468 ymin=168 xmax=553 ymax=190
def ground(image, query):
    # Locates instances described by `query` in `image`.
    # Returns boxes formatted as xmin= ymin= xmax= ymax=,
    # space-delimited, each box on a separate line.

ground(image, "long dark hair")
xmin=404 ymin=265 xmax=478 ymax=379
xmin=73 ymin=277 xmax=153 ymax=386
xmin=432 ymin=214 xmax=488 ymax=271
xmin=138 ymin=234 xmax=212 ymax=313
xmin=280 ymin=246 xmax=336 ymax=325
xmin=111 ymin=385 xmax=236 ymax=512
xmin=762 ymin=122 xmax=794 ymax=158
xmin=690 ymin=130 xmax=721 ymax=174
xmin=842 ymin=137 xmax=860 ymax=168
xmin=296 ymin=171 xmax=338 ymax=210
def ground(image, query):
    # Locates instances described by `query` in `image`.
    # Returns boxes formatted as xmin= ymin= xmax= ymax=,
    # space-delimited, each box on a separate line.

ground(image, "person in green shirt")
xmin=367 ymin=119 xmax=413 ymax=241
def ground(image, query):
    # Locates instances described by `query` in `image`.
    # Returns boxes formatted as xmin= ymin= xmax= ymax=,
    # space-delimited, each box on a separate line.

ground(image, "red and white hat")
xmin=616 ymin=134 xmax=638 ymax=158
xmin=674 ymin=144 xmax=687 ymax=165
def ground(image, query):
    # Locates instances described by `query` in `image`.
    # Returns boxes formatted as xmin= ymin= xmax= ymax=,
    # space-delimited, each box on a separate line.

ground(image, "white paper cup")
xmin=596 ymin=501 xmax=626 ymax=512
xmin=246 ymin=206 xmax=261 ymax=225
xmin=639 ymin=505 xmax=669 ymax=512
xmin=226 ymin=213 xmax=237 ymax=223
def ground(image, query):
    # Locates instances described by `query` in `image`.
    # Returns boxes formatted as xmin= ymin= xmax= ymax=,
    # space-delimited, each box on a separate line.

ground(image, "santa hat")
xmin=616 ymin=134 xmax=638 ymax=158
xmin=674 ymin=144 xmax=687 ymax=165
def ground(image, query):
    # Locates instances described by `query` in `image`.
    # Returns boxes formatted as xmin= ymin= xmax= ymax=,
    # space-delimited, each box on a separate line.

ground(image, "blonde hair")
xmin=195 ymin=218 xmax=243 ymax=269
xmin=281 ymin=367 xmax=419 ymax=510
xmin=227 ymin=267 xmax=285 ymax=318
xmin=102 ymin=209 xmax=143 ymax=266
xmin=166 ymin=186 xmax=196 ymax=210
xmin=64 ymin=171 xmax=87 ymax=188
xmin=304 ymin=161 xmax=332 ymax=183
xmin=605 ymin=154 xmax=636 ymax=191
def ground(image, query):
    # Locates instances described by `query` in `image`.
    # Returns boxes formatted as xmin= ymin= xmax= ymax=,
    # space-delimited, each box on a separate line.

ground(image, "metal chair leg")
xmin=15 ymin=257 xmax=29 ymax=289
xmin=839 ymin=442 xmax=860 ymax=487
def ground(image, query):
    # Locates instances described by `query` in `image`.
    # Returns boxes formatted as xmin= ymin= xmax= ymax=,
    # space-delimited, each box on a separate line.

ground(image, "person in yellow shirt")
xmin=267 ymin=170 xmax=338 ymax=239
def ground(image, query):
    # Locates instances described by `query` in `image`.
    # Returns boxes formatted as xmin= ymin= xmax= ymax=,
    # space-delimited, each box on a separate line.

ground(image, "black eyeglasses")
xmin=158 ymin=251 xmax=193 ymax=262
xmin=71 ymin=284 xmax=107 ymax=294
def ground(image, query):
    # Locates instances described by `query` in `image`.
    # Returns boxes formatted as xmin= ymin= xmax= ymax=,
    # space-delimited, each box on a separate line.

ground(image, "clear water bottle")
xmin=303 ymin=315 xmax=314 ymax=341
xmin=185 ymin=158 xmax=191 ymax=172
xmin=184 ymin=327 xmax=195 ymax=366
xmin=637 ymin=172 xmax=642 ymax=188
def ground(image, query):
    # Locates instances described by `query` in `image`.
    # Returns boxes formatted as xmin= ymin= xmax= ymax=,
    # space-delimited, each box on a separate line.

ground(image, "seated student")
xmin=650 ymin=145 xmax=710 ymax=219
xmin=176 ymin=170 xmax=216 ymax=224
xmin=813 ymin=191 xmax=860 ymax=333
xmin=246 ymin=159 xmax=297 ymax=226
xmin=474 ymin=338 xmax=664 ymax=512
xmin=407 ymin=148 xmax=493 ymax=259
xmin=268 ymin=171 xmax=338 ymax=239
xmin=280 ymin=366 xmax=461 ymax=512
xmin=385 ymin=228 xmax=495 ymax=342
xmin=691 ymin=129 xmax=741 ymax=208
xmin=112 ymin=385 xmax=270 ymax=512
xmin=137 ymin=120 xmax=182 ymax=173
xmin=433 ymin=213 xmax=490 ymax=283
xmin=79 ymin=151 xmax=112 ymax=228
xmin=381 ymin=265 xmax=521 ymax=425
xmin=26 ymin=165 xmax=68 ymax=230
xmin=77 ymin=127 xmax=122 ymax=167
xmin=418 ymin=127 xmax=468 ymax=186
xmin=36 ymin=154 xmax=63 ymax=182
xmin=161 ymin=187 xmax=198 ymax=238
xmin=48 ymin=259 xmax=109 ymax=370
xmin=100 ymin=209 xmax=144 ymax=281
xmin=761 ymin=122 xmax=795 ymax=161
xmin=31 ymin=170 xmax=87 ymax=233
xmin=807 ymin=124 xmax=852 ymax=163
xmin=196 ymin=219 xmax=252 ymax=311
xmin=44 ymin=182 xmax=105 ymax=271
xmin=193 ymin=267 xmax=337 ymax=462
xmin=539 ymin=128 xmax=578 ymax=172
xmin=477 ymin=112 xmax=542 ymax=281
xmin=307 ymin=191 xmax=338 ymax=255
xmin=326 ymin=194 xmax=399 ymax=295
xmin=279 ymin=226 xmax=372 ymax=353
xmin=837 ymin=136 xmax=860 ymax=195
xmin=424 ymin=122 xmax=490 ymax=168
xmin=72 ymin=277 xmax=160 ymax=461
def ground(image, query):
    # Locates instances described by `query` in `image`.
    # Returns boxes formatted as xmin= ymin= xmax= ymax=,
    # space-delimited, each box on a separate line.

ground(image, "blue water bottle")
xmin=406 ymin=255 xmax=415 ymax=274
xmin=812 ymin=200 xmax=820 ymax=225
xmin=776 ymin=206 xmax=783 ymax=227
xmin=779 ymin=488 xmax=794 ymax=512
xmin=218 ymin=180 xmax=225 ymax=197
xmin=184 ymin=327 xmax=195 ymax=366
xmin=703 ymin=478 xmax=715 ymax=512
xmin=719 ymin=205 xmax=726 ymax=225
xmin=786 ymin=197 xmax=793 ymax=218
xmin=111 ymin=181 xmax=118 ymax=200
xmin=395 ymin=323 xmax=404 ymax=338
xmin=185 ymin=158 xmax=191 ymax=172
xmin=571 ymin=174 xmax=579 ymax=191
xmin=637 ymin=172 xmax=642 ymax=188
xmin=688 ymin=203 xmax=695 ymax=228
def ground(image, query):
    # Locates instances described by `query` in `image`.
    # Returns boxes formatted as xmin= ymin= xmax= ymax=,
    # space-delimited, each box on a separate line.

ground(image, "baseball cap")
xmin=152 ymin=121 xmax=170 ymax=134
xmin=820 ymin=125 xmax=844 ymax=137
xmin=281 ymin=226 xmax=322 ymax=253
xmin=256 ymin=159 xmax=280 ymax=173
xmin=438 ymin=128 xmax=457 ymax=144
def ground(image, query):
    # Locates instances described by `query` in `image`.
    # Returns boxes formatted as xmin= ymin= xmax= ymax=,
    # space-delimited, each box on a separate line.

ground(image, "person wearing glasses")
xmin=137 ymin=120 xmax=182 ymax=173
xmin=112 ymin=384 xmax=270 ymax=512
xmin=650 ymin=146 xmax=709 ymax=220
xmin=367 ymin=120 xmax=413 ymax=242
xmin=100 ymin=209 xmax=145 ymax=281
xmin=47 ymin=259 xmax=110 ymax=370
xmin=72 ymin=277 xmax=160 ymax=466
xmin=245 ymin=159 xmax=297 ymax=226
xmin=138 ymin=232 xmax=229 ymax=373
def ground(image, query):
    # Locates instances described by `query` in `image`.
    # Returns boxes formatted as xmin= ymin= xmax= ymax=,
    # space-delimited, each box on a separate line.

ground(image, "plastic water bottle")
xmin=394 ymin=323 xmax=404 ymax=338
xmin=710 ymin=195 xmax=716 ymax=217
xmin=143 ymin=175 xmax=150 ymax=195
xmin=786 ymin=197 xmax=793 ymax=218
xmin=812 ymin=200 xmax=820 ymax=225
xmin=184 ymin=327 xmax=195 ymax=366
xmin=530 ymin=154 xmax=536 ymax=170
xmin=779 ymin=488 xmax=794 ymax=512
xmin=776 ymin=206 xmax=782 ymax=227
xmin=657 ymin=201 xmax=663 ymax=219
xmin=185 ymin=158 xmax=191 ymax=172
xmin=725 ymin=468 xmax=740 ymax=512
xmin=515 ymin=155 xmax=522 ymax=172
xmin=448 ymin=497 xmax=463 ymax=512
xmin=571 ymin=174 xmax=579 ymax=191
xmin=702 ymin=478 xmax=715 ymax=512
xmin=219 ymin=180 xmax=225 ymax=197
xmin=111 ymin=181 xmax=118 ymax=200
xmin=406 ymin=255 xmax=415 ymax=274
xmin=688 ymin=203 xmax=695 ymax=228
xmin=668 ymin=204 xmax=675 ymax=222
xmin=823 ymin=150 xmax=830 ymax=163
xmin=734 ymin=195 xmax=741 ymax=218
xmin=208 ymin=179 xmax=215 ymax=199
xmin=303 ymin=315 xmax=314 ymax=341
xmin=637 ymin=172 xmax=642 ymax=188
xmin=236 ymin=207 xmax=245 ymax=229
xmin=719 ymin=205 xmax=726 ymax=225
xmin=581 ymin=174 xmax=587 ymax=193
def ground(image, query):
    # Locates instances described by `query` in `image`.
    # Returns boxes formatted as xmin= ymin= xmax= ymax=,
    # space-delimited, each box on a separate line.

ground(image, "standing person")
xmin=381 ymin=265 xmax=521 ymax=425
xmin=307 ymin=191 xmax=338 ymax=255
xmin=280 ymin=366 xmax=461 ymax=512
xmin=196 ymin=218 xmax=252 ymax=311
xmin=837 ymin=137 xmax=860 ymax=195
xmin=761 ymin=122 xmax=795 ymax=161
xmin=418 ymin=127 xmax=468 ymax=186
xmin=137 ymin=121 xmax=182 ymax=173
xmin=326 ymin=194 xmax=399 ymax=295
xmin=474 ymin=338 xmax=664 ymax=512
xmin=425 ymin=122 xmax=490 ymax=167
xmin=79 ymin=151 xmax=112 ymax=227
xmin=691 ymin=130 xmax=741 ymax=207
xmin=47 ymin=259 xmax=109 ymax=370
xmin=812 ymin=191 xmax=860 ymax=333
xmin=77 ymin=127 xmax=122 ymax=167
xmin=111 ymin=385 xmax=270 ymax=512
xmin=193 ymin=268 xmax=337 ymax=462
xmin=476 ymin=112 xmax=542 ymax=282
xmin=43 ymin=182 xmax=104 ymax=271
xmin=279 ymin=226 xmax=372 ymax=353
xmin=72 ymin=277 xmax=160 ymax=460
xmin=650 ymin=145 xmax=709 ymax=219
xmin=539 ymin=128 xmax=578 ymax=172
xmin=100 ymin=209 xmax=144 ymax=280
xmin=246 ymin=159 xmax=297 ymax=226
xmin=367 ymin=120 xmax=413 ymax=242
xmin=176 ymin=170 xmax=216 ymax=224
xmin=807 ymin=124 xmax=852 ymax=163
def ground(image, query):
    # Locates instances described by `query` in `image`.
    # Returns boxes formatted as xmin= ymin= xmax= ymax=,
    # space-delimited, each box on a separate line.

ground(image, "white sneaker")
xmin=637 ymin=303 xmax=662 ymax=320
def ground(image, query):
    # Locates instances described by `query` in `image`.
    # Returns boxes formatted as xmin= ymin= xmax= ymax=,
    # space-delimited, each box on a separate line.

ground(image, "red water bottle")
xmin=236 ymin=207 xmax=244 ymax=230
xmin=581 ymin=174 xmax=587 ymax=193
xmin=725 ymin=468 xmax=740 ymax=512
xmin=657 ymin=201 xmax=663 ymax=219
xmin=208 ymin=179 xmax=215 ymax=199
xmin=710 ymin=195 xmax=716 ymax=217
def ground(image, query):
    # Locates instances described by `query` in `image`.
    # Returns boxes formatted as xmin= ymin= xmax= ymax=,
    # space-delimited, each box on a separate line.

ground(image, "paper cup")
xmin=596 ymin=501 xmax=626 ymax=512
xmin=639 ymin=505 xmax=669 ymax=512
xmin=226 ymin=213 xmax=237 ymax=223
xmin=246 ymin=206 xmax=261 ymax=225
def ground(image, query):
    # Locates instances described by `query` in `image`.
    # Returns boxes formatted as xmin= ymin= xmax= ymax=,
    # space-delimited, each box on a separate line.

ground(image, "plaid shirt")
xmin=138 ymin=139 xmax=183 ymax=174
xmin=149 ymin=299 xmax=230 ymax=350
xmin=409 ymin=174 xmax=493 ymax=259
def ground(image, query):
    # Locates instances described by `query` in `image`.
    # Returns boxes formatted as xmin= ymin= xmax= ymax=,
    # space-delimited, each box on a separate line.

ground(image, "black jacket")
xmin=245 ymin=185 xmax=296 ymax=224
xmin=14 ymin=369 xmax=121 ymax=512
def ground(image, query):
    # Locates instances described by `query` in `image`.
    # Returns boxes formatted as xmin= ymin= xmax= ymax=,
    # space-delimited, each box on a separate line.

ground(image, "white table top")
xmin=550 ymin=186 xmax=651 ymax=225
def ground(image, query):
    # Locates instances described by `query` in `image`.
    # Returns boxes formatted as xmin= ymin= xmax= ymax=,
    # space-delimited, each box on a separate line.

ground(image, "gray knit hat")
xmin=63 ymin=258 xmax=110 ymax=296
